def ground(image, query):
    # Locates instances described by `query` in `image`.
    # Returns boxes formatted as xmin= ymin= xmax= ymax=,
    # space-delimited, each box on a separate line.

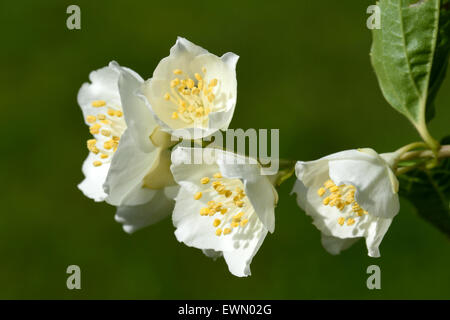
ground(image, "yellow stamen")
xmin=93 ymin=161 xmax=102 ymax=167
xmin=201 ymin=177 xmax=210 ymax=184
xmin=91 ymin=100 xmax=106 ymax=107
xmin=208 ymin=78 xmax=218 ymax=87
xmin=317 ymin=187 xmax=326 ymax=196
xmin=89 ymin=124 xmax=101 ymax=134
xmin=194 ymin=192 xmax=202 ymax=200
xmin=240 ymin=219 xmax=249 ymax=227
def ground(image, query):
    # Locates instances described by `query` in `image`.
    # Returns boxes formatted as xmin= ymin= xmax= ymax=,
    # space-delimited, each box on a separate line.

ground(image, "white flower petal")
xmin=328 ymin=151 xmax=399 ymax=219
xmin=78 ymin=152 xmax=110 ymax=202
xmin=320 ymin=234 xmax=360 ymax=255
xmin=115 ymin=189 xmax=174 ymax=234
xmin=152 ymin=37 xmax=208 ymax=81
xmin=365 ymin=217 xmax=392 ymax=257
xmin=77 ymin=66 xmax=121 ymax=118
xmin=217 ymin=156 xmax=276 ymax=233
xmin=221 ymin=52 xmax=240 ymax=71
xmin=109 ymin=61 xmax=157 ymax=153
xmin=202 ymin=249 xmax=223 ymax=260
xmin=223 ymin=228 xmax=267 ymax=277
xmin=104 ymin=129 xmax=158 ymax=206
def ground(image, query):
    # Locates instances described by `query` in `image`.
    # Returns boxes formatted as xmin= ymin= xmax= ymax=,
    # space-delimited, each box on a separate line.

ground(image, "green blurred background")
xmin=0 ymin=0 xmax=449 ymax=299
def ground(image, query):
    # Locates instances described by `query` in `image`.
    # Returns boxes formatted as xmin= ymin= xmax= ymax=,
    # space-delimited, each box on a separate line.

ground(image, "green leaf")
xmin=399 ymin=137 xmax=450 ymax=237
xmin=370 ymin=0 xmax=450 ymax=127
xmin=426 ymin=0 xmax=450 ymax=121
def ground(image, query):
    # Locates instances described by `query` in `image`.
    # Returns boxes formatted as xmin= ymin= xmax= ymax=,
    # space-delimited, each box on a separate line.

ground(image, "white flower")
xmin=138 ymin=37 xmax=239 ymax=139
xmin=170 ymin=147 xmax=277 ymax=277
xmin=77 ymin=65 xmax=126 ymax=201
xmin=77 ymin=62 xmax=177 ymax=233
xmin=292 ymin=148 xmax=400 ymax=257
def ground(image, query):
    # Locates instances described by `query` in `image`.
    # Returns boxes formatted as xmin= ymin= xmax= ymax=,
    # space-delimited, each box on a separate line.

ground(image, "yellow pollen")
xmin=170 ymin=78 xmax=180 ymax=87
xmin=100 ymin=154 xmax=109 ymax=159
xmin=200 ymin=177 xmax=210 ymax=184
xmin=93 ymin=160 xmax=102 ymax=167
xmin=207 ymin=93 xmax=215 ymax=103
xmin=202 ymin=67 xmax=207 ymax=73
xmin=194 ymin=73 xmax=202 ymax=81
xmin=172 ymin=112 xmax=178 ymax=119
xmin=338 ymin=217 xmax=345 ymax=226
xmin=186 ymin=78 xmax=195 ymax=89
xmin=112 ymin=136 xmax=120 ymax=142
xmin=115 ymin=110 xmax=123 ymax=117
xmin=215 ymin=228 xmax=222 ymax=236
xmin=212 ymin=181 xmax=221 ymax=188
xmin=317 ymin=187 xmax=326 ymax=196
xmin=101 ymin=129 xmax=111 ymax=137
xmin=200 ymin=208 xmax=210 ymax=216
xmin=235 ymin=200 xmax=244 ymax=208
xmin=208 ymin=78 xmax=218 ymax=87
xmin=330 ymin=186 xmax=339 ymax=193
xmin=89 ymin=123 xmax=101 ymax=134
xmin=324 ymin=179 xmax=335 ymax=189
xmin=86 ymin=115 xmax=96 ymax=123
xmin=225 ymin=190 xmax=232 ymax=198
xmin=208 ymin=200 xmax=216 ymax=207
xmin=173 ymin=69 xmax=183 ymax=75
xmin=231 ymin=222 xmax=239 ymax=228
xmin=220 ymin=208 xmax=227 ymax=215
xmin=107 ymin=108 xmax=115 ymax=116
xmin=97 ymin=114 xmax=106 ymax=120
xmin=213 ymin=219 xmax=221 ymax=227
xmin=164 ymin=93 xmax=171 ymax=101
xmin=347 ymin=218 xmax=356 ymax=226
xmin=213 ymin=173 xmax=222 ymax=179
xmin=91 ymin=100 xmax=106 ymax=107
xmin=323 ymin=197 xmax=330 ymax=205
xmin=104 ymin=140 xmax=114 ymax=150
xmin=194 ymin=192 xmax=202 ymax=200
xmin=223 ymin=228 xmax=232 ymax=235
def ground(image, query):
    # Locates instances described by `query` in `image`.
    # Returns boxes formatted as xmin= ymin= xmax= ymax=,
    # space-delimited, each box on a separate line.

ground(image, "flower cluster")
xmin=77 ymin=37 xmax=402 ymax=276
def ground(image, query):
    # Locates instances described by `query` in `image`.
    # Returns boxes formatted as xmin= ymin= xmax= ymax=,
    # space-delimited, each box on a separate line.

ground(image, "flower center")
xmin=194 ymin=172 xmax=253 ymax=236
xmin=163 ymin=67 xmax=219 ymax=127
xmin=317 ymin=179 xmax=368 ymax=226
xmin=85 ymin=100 xmax=126 ymax=167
